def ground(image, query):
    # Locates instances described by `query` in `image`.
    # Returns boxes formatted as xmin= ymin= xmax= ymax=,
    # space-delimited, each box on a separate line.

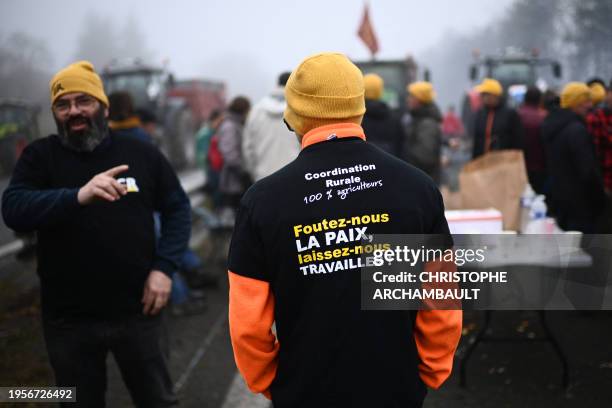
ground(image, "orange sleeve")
xmin=228 ymin=270 xmax=279 ymax=399
xmin=414 ymin=259 xmax=463 ymax=389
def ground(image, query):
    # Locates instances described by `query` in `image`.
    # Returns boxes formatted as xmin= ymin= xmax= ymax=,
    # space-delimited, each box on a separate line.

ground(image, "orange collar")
xmin=301 ymin=123 xmax=366 ymax=149
xmin=109 ymin=116 xmax=142 ymax=131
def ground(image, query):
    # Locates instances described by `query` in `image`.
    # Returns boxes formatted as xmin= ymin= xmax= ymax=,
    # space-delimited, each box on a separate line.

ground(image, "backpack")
xmin=207 ymin=134 xmax=223 ymax=172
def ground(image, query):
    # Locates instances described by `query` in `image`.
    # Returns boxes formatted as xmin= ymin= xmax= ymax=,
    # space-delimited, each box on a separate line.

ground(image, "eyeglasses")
xmin=283 ymin=118 xmax=294 ymax=132
xmin=53 ymin=95 xmax=98 ymax=115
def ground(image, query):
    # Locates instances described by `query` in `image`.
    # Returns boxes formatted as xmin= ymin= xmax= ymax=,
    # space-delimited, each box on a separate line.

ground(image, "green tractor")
xmin=470 ymin=52 xmax=561 ymax=91
xmin=354 ymin=56 xmax=428 ymax=115
xmin=462 ymin=49 xmax=563 ymax=135
xmin=0 ymin=99 xmax=40 ymax=178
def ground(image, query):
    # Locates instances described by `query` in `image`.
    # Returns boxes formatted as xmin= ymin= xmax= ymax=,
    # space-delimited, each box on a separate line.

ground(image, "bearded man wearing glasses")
xmin=2 ymin=61 xmax=190 ymax=407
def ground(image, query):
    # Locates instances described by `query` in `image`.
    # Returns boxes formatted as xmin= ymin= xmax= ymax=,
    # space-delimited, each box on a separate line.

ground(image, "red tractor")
xmin=102 ymin=59 xmax=226 ymax=170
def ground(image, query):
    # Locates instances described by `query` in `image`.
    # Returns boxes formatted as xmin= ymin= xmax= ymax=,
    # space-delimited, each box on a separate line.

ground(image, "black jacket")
xmin=228 ymin=124 xmax=460 ymax=408
xmin=361 ymin=99 xmax=404 ymax=157
xmin=472 ymin=104 xmax=523 ymax=158
xmin=1 ymin=133 xmax=191 ymax=318
xmin=542 ymin=108 xmax=605 ymax=231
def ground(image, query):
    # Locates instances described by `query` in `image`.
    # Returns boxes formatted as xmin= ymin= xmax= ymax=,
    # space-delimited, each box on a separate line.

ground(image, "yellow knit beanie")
xmin=50 ymin=60 xmax=109 ymax=107
xmin=284 ymin=52 xmax=365 ymax=136
xmin=590 ymin=83 xmax=606 ymax=105
xmin=560 ymin=82 xmax=591 ymax=109
xmin=364 ymin=73 xmax=384 ymax=100
xmin=408 ymin=81 xmax=436 ymax=104
xmin=474 ymin=78 xmax=503 ymax=97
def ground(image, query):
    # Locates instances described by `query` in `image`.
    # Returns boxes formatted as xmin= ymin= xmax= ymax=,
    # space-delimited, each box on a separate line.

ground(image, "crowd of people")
xmin=197 ymin=70 xmax=612 ymax=236
xmin=1 ymin=54 xmax=610 ymax=407
xmin=464 ymin=76 xmax=611 ymax=233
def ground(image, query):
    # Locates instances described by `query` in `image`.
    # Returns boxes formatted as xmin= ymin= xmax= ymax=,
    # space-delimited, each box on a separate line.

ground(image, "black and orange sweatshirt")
xmin=228 ymin=123 xmax=462 ymax=408
xmin=1 ymin=133 xmax=191 ymax=319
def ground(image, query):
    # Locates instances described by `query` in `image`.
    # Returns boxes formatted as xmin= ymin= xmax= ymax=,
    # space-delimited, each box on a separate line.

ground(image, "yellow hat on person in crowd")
xmin=560 ymin=82 xmax=591 ymax=109
xmin=49 ymin=61 xmax=109 ymax=107
xmin=590 ymin=83 xmax=606 ymax=105
xmin=474 ymin=78 xmax=503 ymax=96
xmin=408 ymin=81 xmax=436 ymax=104
xmin=364 ymin=73 xmax=384 ymax=100
xmin=284 ymin=52 xmax=365 ymax=136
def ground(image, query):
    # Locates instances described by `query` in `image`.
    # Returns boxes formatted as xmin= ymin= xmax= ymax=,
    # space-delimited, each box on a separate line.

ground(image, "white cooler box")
xmin=445 ymin=208 xmax=503 ymax=234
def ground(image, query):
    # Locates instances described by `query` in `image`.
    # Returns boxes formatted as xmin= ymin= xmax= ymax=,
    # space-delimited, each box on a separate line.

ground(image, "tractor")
xmin=102 ymin=59 xmax=226 ymax=170
xmin=462 ymin=49 xmax=563 ymax=134
xmin=354 ymin=55 xmax=428 ymax=115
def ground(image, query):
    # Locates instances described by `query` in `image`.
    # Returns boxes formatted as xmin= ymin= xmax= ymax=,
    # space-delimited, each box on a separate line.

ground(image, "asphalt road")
xmin=1 ymin=172 xmax=612 ymax=406
xmin=0 ymin=177 xmax=13 ymax=247
xmin=0 ymin=228 xmax=271 ymax=408
xmin=2 ymin=246 xmax=612 ymax=407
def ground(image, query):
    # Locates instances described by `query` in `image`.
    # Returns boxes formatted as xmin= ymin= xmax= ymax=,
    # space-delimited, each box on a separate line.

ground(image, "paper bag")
xmin=440 ymin=185 xmax=462 ymax=210
xmin=459 ymin=150 xmax=528 ymax=231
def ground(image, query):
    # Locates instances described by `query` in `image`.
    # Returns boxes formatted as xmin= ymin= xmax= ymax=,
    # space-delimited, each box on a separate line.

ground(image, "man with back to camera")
xmin=227 ymin=52 xmax=462 ymax=408
xmin=242 ymin=71 xmax=301 ymax=181
xmin=1 ymin=61 xmax=191 ymax=407
xmin=361 ymin=73 xmax=405 ymax=157
xmin=543 ymin=82 xmax=605 ymax=233
xmin=404 ymin=81 xmax=443 ymax=184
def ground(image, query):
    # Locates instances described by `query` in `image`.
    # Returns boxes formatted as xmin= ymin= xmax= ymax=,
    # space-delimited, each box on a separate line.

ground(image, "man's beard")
xmin=55 ymin=106 xmax=108 ymax=152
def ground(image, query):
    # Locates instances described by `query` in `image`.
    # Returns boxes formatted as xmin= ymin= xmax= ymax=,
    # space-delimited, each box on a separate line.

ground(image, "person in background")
xmin=471 ymin=78 xmax=523 ymax=159
xmin=587 ymin=78 xmax=607 ymax=109
xmin=461 ymin=88 xmax=482 ymax=140
xmin=543 ymin=89 xmax=561 ymax=113
xmin=542 ymin=82 xmax=605 ymax=233
xmin=242 ymin=72 xmax=300 ymax=181
xmin=217 ymin=96 xmax=251 ymax=219
xmin=518 ymin=86 xmax=547 ymax=194
xmin=195 ymin=109 xmax=224 ymax=206
xmin=137 ymin=108 xmax=160 ymax=144
xmin=440 ymin=105 xmax=468 ymax=190
xmin=108 ymin=91 xmax=209 ymax=315
xmin=441 ymin=105 xmax=464 ymax=141
xmin=586 ymin=78 xmax=612 ymax=233
xmin=360 ymin=73 xmax=404 ymax=157
xmin=108 ymin=91 xmax=151 ymax=143
xmin=404 ymin=81 xmax=443 ymax=184
xmin=587 ymin=79 xmax=612 ymax=195
xmin=2 ymin=61 xmax=190 ymax=406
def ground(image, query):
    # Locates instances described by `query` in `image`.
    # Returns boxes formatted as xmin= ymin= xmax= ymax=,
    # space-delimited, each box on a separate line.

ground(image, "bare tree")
xmin=566 ymin=0 xmax=612 ymax=79
xmin=0 ymin=31 xmax=53 ymax=103
xmin=73 ymin=13 xmax=154 ymax=69
xmin=418 ymin=0 xmax=602 ymax=108
xmin=119 ymin=15 xmax=155 ymax=64
xmin=495 ymin=0 xmax=560 ymax=57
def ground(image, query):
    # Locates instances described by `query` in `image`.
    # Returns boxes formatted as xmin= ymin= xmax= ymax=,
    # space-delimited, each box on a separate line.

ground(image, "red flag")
xmin=357 ymin=3 xmax=379 ymax=57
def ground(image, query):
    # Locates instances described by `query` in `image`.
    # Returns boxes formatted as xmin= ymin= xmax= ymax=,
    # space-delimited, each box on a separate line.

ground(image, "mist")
xmin=419 ymin=0 xmax=612 ymax=110
xmin=0 ymin=1 xmax=514 ymax=101
xmin=1 ymin=0 xmax=611 ymax=134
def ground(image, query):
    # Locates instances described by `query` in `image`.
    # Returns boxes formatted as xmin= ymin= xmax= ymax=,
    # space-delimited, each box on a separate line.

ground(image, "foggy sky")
xmin=1 ymin=0 xmax=514 ymax=102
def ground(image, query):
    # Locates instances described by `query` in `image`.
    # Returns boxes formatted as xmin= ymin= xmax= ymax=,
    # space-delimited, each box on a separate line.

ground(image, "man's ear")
xmin=104 ymin=107 xmax=109 ymax=118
